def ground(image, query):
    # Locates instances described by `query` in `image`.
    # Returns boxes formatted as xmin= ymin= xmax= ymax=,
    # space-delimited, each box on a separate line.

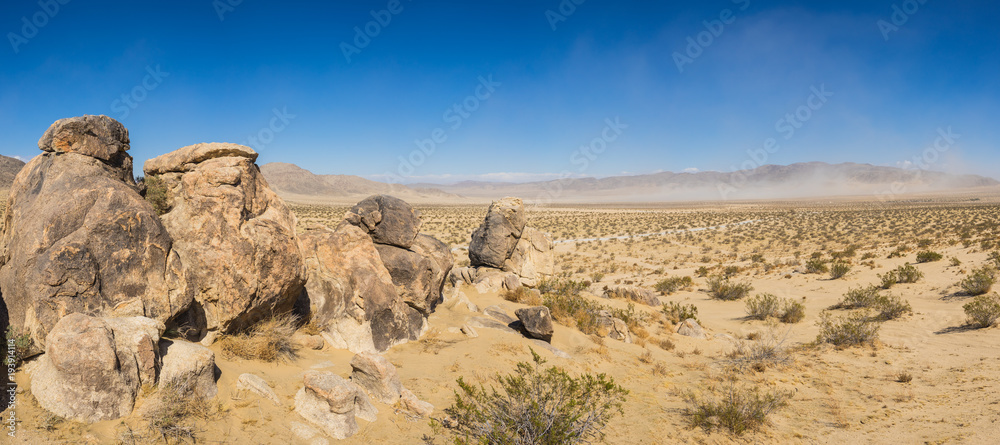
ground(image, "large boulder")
xmin=344 ymin=195 xmax=422 ymax=249
xmin=504 ymin=227 xmax=555 ymax=285
xmin=349 ymin=352 xmax=402 ymax=404
xmin=469 ymin=197 xmax=526 ymax=269
xmin=298 ymin=223 xmax=425 ymax=353
xmin=31 ymin=314 xmax=163 ymax=423
xmin=0 ymin=115 xmax=189 ymax=347
xmin=144 ymin=143 xmax=304 ymax=337
xmin=158 ymin=339 xmax=218 ymax=399
xmin=515 ymin=306 xmax=554 ymax=342
xmin=375 ymin=233 xmax=453 ymax=315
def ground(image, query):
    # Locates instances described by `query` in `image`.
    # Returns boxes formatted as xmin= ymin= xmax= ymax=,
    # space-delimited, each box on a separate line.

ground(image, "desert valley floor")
xmin=5 ymin=189 xmax=1000 ymax=444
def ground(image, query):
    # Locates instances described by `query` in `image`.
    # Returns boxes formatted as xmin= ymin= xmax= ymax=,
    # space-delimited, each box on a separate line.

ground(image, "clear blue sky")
xmin=1 ymin=0 xmax=997 ymax=183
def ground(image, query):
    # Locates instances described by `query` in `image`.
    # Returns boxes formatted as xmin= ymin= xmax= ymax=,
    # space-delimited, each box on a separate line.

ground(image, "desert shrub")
xmin=744 ymin=294 xmax=781 ymax=320
xmin=915 ymin=251 xmax=943 ymax=263
xmin=829 ymin=261 xmax=851 ymax=280
xmin=143 ymin=175 xmax=170 ymax=215
xmin=681 ymin=383 xmax=793 ymax=435
xmin=146 ymin=382 xmax=225 ymax=442
xmin=707 ymin=276 xmax=753 ymax=301
xmin=724 ymin=329 xmax=790 ymax=372
xmin=950 ymin=257 xmax=962 ymax=267
xmin=805 ymin=258 xmax=829 ymax=274
xmin=537 ymin=279 xmax=588 ymax=297
xmin=445 ymin=349 xmax=628 ymax=445
xmin=503 ymin=287 xmax=543 ymax=306
xmin=662 ymin=301 xmax=699 ymax=324
xmin=5 ymin=326 xmax=37 ymax=364
xmin=878 ymin=272 xmax=898 ymax=289
xmin=832 ymin=286 xmax=910 ymax=320
xmin=989 ymin=252 xmax=1000 ymax=269
xmin=878 ymin=264 xmax=924 ymax=289
xmin=543 ymin=292 xmax=603 ymax=335
xmin=589 ymin=272 xmax=605 ymax=283
xmin=958 ymin=266 xmax=996 ymax=296
xmin=963 ymin=293 xmax=1000 ymax=328
xmin=654 ymin=276 xmax=693 ymax=295
xmin=779 ymin=301 xmax=806 ymax=323
xmin=816 ymin=311 xmax=881 ymax=347
xmin=218 ymin=314 xmax=299 ymax=362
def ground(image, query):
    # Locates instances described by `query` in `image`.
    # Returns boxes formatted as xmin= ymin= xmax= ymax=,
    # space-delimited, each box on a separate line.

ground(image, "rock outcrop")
xmin=294 ymin=371 xmax=374 ymax=440
xmin=0 ymin=115 xmax=189 ymax=347
xmin=144 ymin=143 xmax=304 ymax=337
xmin=349 ymin=353 xmax=402 ymax=404
xmin=300 ymin=195 xmax=452 ymax=353
xmin=464 ymin=197 xmax=554 ymax=289
xmin=159 ymin=339 xmax=218 ymax=399
xmin=676 ymin=318 xmax=707 ymax=339
xmin=298 ymin=223 xmax=425 ymax=353
xmin=30 ymin=313 xmax=163 ymax=422
xmin=603 ymin=285 xmax=660 ymax=306
xmin=515 ymin=306 xmax=554 ymax=342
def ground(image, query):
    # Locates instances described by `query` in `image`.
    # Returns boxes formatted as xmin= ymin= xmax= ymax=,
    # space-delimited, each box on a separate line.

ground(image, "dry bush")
xmin=829 ymin=261 xmax=851 ymax=280
xmin=780 ymin=301 xmax=806 ymax=323
xmin=662 ymin=301 xmax=699 ymax=324
xmin=654 ymin=276 xmax=693 ymax=295
xmin=654 ymin=337 xmax=675 ymax=351
xmin=915 ymin=251 xmax=943 ymax=263
xmin=724 ymin=329 xmax=791 ymax=372
xmin=959 ymin=266 xmax=996 ymax=296
xmin=681 ymin=382 xmax=793 ymax=435
xmin=816 ymin=311 xmax=881 ymax=348
xmin=744 ymin=294 xmax=781 ymax=320
xmin=706 ymin=276 xmax=753 ymax=301
xmin=145 ymin=383 xmax=225 ymax=443
xmin=832 ymin=285 xmax=911 ymax=321
xmin=218 ymin=314 xmax=299 ymax=362
xmin=502 ymin=287 xmax=543 ymax=306
xmin=879 ymin=264 xmax=923 ymax=289
xmin=963 ymin=293 xmax=1000 ymax=328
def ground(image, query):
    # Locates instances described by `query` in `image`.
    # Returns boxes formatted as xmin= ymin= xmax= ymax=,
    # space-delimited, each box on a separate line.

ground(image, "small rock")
xmin=484 ymin=305 xmax=516 ymax=324
xmin=350 ymin=353 xmax=402 ymax=404
xmin=676 ymin=319 xmax=707 ymax=339
xmin=460 ymin=324 xmax=479 ymax=338
xmin=159 ymin=339 xmax=219 ymax=399
xmin=399 ymin=388 xmax=434 ymax=417
xmin=295 ymin=372 xmax=359 ymax=440
xmin=235 ymin=373 xmax=280 ymax=406
xmin=502 ymin=273 xmax=522 ymax=291
xmin=597 ymin=312 xmax=633 ymax=343
xmin=514 ymin=306 xmax=554 ymax=342
xmin=295 ymin=334 xmax=325 ymax=350
xmin=466 ymin=316 xmax=518 ymax=334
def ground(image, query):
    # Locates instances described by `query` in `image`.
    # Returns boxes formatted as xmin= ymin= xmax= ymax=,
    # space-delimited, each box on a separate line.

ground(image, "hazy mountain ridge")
xmin=259 ymin=162 xmax=459 ymax=202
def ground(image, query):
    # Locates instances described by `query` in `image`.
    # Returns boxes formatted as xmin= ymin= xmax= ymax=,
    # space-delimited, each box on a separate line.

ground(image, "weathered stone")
xmin=469 ymin=197 xmax=526 ymax=268
xmin=449 ymin=267 xmax=477 ymax=286
xmin=294 ymin=334 xmax=325 ymax=350
xmin=484 ymin=305 xmax=516 ymax=325
xmin=350 ymin=352 xmax=402 ymax=404
xmin=400 ymin=388 xmax=434 ymax=417
xmin=235 ymin=373 xmax=280 ymax=406
xmin=466 ymin=316 xmax=518 ymax=334
xmin=473 ymin=267 xmax=506 ymax=293
xmin=344 ymin=195 xmax=422 ymax=249
xmin=375 ymin=244 xmax=437 ymax=314
xmin=460 ymin=323 xmax=479 ymax=338
xmin=144 ymin=143 xmax=304 ymax=336
xmin=503 ymin=273 xmax=522 ymax=291
xmin=299 ymin=223 xmax=424 ymax=353
xmin=504 ymin=227 xmax=555 ymax=286
xmin=295 ymin=372 xmax=360 ymax=440
xmin=676 ymin=318 xmax=707 ymax=339
xmin=159 ymin=339 xmax=218 ymax=399
xmin=515 ymin=306 xmax=554 ymax=342
xmin=597 ymin=312 xmax=633 ymax=343
xmin=1 ymin=117 xmax=189 ymax=347
xmin=31 ymin=314 xmax=162 ymax=423
xmin=603 ymin=285 xmax=660 ymax=306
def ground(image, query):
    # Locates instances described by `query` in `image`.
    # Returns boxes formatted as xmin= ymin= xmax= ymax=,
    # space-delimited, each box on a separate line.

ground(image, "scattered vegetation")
xmin=958 ymin=266 xmax=996 ymax=296
xmin=724 ymin=329 xmax=791 ymax=372
xmin=5 ymin=325 xmax=36 ymax=364
xmin=146 ymin=383 xmax=225 ymax=443
xmin=681 ymin=382 xmax=793 ymax=435
xmin=879 ymin=264 xmax=924 ymax=289
xmin=829 ymin=261 xmax=851 ymax=280
xmin=963 ymin=293 xmax=1000 ymax=328
xmin=706 ymin=276 xmax=753 ymax=301
xmin=654 ymin=276 xmax=693 ymax=295
xmin=142 ymin=175 xmax=170 ymax=215
xmin=816 ymin=311 xmax=881 ymax=347
xmin=444 ymin=349 xmax=628 ymax=444
xmin=217 ymin=314 xmax=300 ymax=362
xmin=915 ymin=251 xmax=943 ymax=263
xmin=805 ymin=258 xmax=829 ymax=274
xmin=744 ymin=294 xmax=806 ymax=323
xmin=832 ymin=286 xmax=911 ymax=321
xmin=502 ymin=286 xmax=543 ymax=306
xmin=662 ymin=301 xmax=699 ymax=324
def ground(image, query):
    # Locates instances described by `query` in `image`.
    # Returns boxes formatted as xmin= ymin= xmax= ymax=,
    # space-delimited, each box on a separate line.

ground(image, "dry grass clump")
xmin=706 ymin=276 xmax=753 ymax=301
xmin=144 ymin=383 xmax=225 ymax=443
xmin=744 ymin=294 xmax=806 ymax=323
xmin=958 ymin=266 xmax=996 ymax=296
xmin=724 ymin=329 xmax=791 ymax=373
xmin=218 ymin=314 xmax=300 ymax=362
xmin=502 ymin=286 xmax=543 ymax=306
xmin=963 ymin=292 xmax=1000 ymax=328
xmin=816 ymin=311 xmax=881 ymax=348
xmin=831 ymin=285 xmax=911 ymax=321
xmin=681 ymin=382 xmax=793 ymax=435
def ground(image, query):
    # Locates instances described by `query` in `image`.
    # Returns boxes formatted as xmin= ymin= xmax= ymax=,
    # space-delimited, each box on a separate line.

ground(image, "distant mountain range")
xmin=0 ymin=155 xmax=26 ymax=188
xmin=258 ymin=162 xmax=463 ymax=203
xmin=403 ymin=162 xmax=999 ymax=202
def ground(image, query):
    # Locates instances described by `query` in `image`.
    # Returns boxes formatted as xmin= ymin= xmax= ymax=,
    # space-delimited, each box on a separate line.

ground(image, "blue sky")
xmin=1 ymin=0 xmax=997 ymax=183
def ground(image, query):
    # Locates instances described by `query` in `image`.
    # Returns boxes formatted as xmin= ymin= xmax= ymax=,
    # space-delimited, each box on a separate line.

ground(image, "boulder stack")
xmin=143 ymin=143 xmax=304 ymax=338
xmin=461 ymin=197 xmax=554 ymax=290
xmin=0 ymin=115 xmax=190 ymax=347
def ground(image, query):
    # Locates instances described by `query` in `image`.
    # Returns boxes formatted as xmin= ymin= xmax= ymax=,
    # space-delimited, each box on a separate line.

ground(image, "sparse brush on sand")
xmin=217 ymin=314 xmax=300 ymax=362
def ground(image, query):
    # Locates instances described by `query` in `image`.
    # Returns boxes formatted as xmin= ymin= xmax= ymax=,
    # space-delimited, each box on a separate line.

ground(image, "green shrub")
xmin=142 ymin=175 xmax=170 ymax=215
xmin=543 ymin=292 xmax=603 ymax=335
xmin=915 ymin=251 xmax=943 ymax=263
xmin=707 ymin=276 xmax=753 ymax=301
xmin=537 ymin=279 xmax=589 ymax=297
xmin=963 ymin=293 xmax=1000 ymax=328
xmin=832 ymin=285 xmax=910 ymax=321
xmin=445 ymin=349 xmax=628 ymax=445
xmin=654 ymin=276 xmax=693 ymax=295
xmin=959 ymin=266 xmax=996 ymax=296
xmin=662 ymin=301 xmax=699 ymax=324
xmin=816 ymin=311 xmax=881 ymax=347
xmin=5 ymin=326 xmax=37 ymax=364
xmin=878 ymin=264 xmax=924 ymax=289
xmin=745 ymin=294 xmax=782 ymax=320
xmin=780 ymin=301 xmax=806 ymax=324
xmin=829 ymin=261 xmax=851 ymax=280
xmin=681 ymin=383 xmax=793 ymax=435
xmin=805 ymin=258 xmax=828 ymax=274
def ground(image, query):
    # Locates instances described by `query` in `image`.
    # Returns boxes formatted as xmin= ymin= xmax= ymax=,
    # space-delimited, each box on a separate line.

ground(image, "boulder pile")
xmin=456 ymin=197 xmax=554 ymax=292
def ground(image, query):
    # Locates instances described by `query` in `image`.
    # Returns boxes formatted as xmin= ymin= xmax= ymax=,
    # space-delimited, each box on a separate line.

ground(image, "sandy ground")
xmin=4 ymin=194 xmax=1000 ymax=444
